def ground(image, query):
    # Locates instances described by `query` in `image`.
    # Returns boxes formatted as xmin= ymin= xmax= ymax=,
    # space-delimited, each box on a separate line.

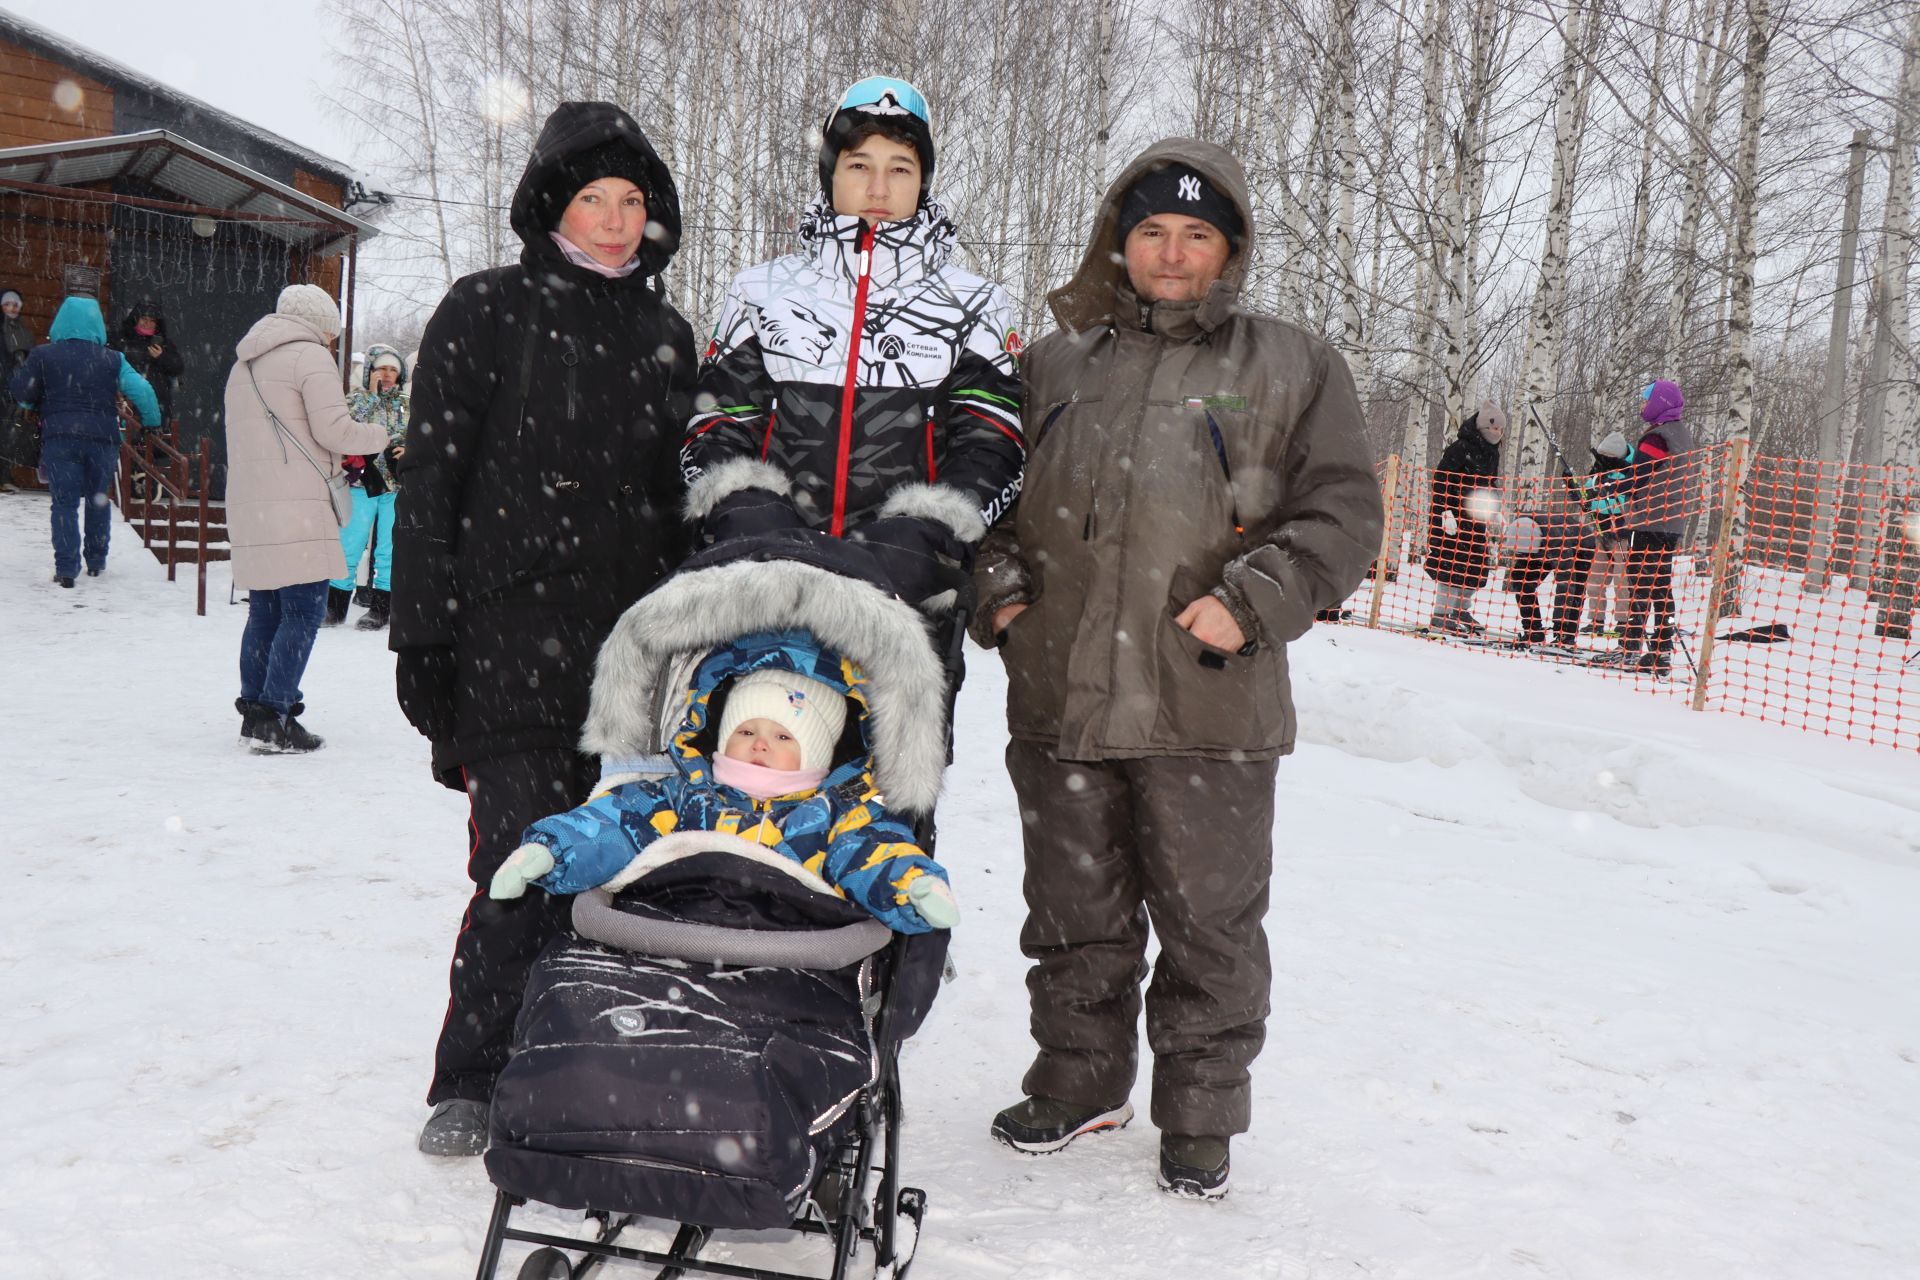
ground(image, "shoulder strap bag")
xmin=247 ymin=360 xmax=353 ymax=527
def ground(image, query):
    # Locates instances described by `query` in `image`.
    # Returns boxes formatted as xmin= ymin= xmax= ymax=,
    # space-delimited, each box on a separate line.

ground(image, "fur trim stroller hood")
xmin=580 ymin=531 xmax=949 ymax=817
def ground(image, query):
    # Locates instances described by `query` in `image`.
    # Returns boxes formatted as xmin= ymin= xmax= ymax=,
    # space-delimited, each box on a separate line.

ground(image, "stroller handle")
xmin=572 ymin=888 xmax=894 ymax=970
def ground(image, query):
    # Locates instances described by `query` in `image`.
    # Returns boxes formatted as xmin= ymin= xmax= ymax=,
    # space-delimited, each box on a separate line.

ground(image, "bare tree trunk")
xmin=1272 ymin=64 xmax=1310 ymax=322
xmin=1096 ymin=0 xmax=1116 ymax=187
xmin=1721 ymin=0 xmax=1775 ymax=615
xmin=1593 ymin=0 xmax=1671 ymax=434
xmin=1520 ymin=1 xmax=1600 ymax=475
xmin=1658 ymin=0 xmax=1735 ymax=375
xmin=1401 ymin=0 xmax=1449 ymax=472
xmin=1440 ymin=0 xmax=1497 ymax=431
xmin=1331 ymin=0 xmax=1365 ymax=385
xmin=1882 ymin=7 xmax=1920 ymax=472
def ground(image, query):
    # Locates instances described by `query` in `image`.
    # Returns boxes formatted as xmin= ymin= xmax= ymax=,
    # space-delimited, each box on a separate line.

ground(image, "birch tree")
xmin=1882 ymin=8 xmax=1920 ymax=472
xmin=1399 ymin=0 xmax=1450 ymax=475
xmin=1657 ymin=0 xmax=1737 ymax=376
xmin=1721 ymin=0 xmax=1777 ymax=615
xmin=1439 ymin=0 xmax=1502 ymax=431
xmin=1519 ymin=1 xmax=1603 ymax=474
xmin=1591 ymin=0 xmax=1672 ymax=435
xmin=1330 ymin=0 xmax=1366 ymax=385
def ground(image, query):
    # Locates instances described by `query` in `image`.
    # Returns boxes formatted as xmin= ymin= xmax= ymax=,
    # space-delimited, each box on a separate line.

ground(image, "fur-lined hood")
xmin=580 ymin=541 xmax=948 ymax=816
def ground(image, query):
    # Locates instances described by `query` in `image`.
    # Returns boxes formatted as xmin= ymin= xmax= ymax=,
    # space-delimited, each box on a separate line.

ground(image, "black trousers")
xmin=428 ymin=748 xmax=599 ymax=1106
xmin=1624 ymin=531 xmax=1681 ymax=655
xmin=1508 ymin=548 xmax=1593 ymax=646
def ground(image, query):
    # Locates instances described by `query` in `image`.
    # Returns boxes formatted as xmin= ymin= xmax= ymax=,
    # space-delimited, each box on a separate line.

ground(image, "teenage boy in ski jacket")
xmin=970 ymin=140 xmax=1382 ymax=1200
xmin=680 ymin=77 xmax=1025 ymax=616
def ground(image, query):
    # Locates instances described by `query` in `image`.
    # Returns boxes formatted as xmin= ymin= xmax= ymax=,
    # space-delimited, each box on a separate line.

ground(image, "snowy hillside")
xmin=2 ymin=491 xmax=1917 ymax=1280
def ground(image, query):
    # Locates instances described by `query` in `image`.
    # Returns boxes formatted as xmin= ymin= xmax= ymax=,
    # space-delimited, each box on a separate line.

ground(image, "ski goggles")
xmin=835 ymin=76 xmax=931 ymax=128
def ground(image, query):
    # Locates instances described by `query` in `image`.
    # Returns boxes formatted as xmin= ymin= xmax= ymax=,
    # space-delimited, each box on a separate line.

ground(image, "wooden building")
xmin=0 ymin=9 xmax=381 ymax=485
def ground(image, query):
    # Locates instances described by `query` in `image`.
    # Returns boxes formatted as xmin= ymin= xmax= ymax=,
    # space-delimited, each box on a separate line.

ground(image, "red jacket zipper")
xmin=831 ymin=224 xmax=876 ymax=538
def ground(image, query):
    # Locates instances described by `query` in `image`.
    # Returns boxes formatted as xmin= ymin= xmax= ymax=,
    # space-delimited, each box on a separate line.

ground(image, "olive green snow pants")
xmin=1007 ymin=738 xmax=1278 ymax=1137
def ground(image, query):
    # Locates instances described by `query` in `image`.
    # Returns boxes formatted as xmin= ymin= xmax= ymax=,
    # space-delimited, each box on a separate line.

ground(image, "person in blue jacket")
xmin=488 ymin=629 xmax=959 ymax=934
xmin=8 ymin=296 xmax=160 ymax=587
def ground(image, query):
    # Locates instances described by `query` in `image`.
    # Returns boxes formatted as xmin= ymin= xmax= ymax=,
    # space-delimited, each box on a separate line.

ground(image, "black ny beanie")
xmin=1117 ymin=163 xmax=1244 ymax=248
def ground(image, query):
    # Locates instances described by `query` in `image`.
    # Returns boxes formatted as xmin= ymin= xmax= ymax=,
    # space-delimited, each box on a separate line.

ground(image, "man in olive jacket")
xmin=971 ymin=139 xmax=1383 ymax=1199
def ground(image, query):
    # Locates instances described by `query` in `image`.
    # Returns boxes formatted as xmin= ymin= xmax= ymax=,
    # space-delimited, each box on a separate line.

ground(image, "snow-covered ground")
xmin=3 ymin=490 xmax=1918 ymax=1280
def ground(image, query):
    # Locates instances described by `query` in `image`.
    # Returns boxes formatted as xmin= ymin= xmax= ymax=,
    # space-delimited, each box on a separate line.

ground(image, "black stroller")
xmin=473 ymin=532 xmax=957 ymax=1280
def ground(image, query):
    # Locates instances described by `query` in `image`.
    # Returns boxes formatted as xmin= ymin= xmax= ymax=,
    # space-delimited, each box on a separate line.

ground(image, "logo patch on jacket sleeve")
xmin=1184 ymin=394 xmax=1248 ymax=412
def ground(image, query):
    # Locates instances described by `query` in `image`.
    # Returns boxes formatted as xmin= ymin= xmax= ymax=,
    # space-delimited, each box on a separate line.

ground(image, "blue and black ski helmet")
xmin=818 ymin=75 xmax=935 ymax=203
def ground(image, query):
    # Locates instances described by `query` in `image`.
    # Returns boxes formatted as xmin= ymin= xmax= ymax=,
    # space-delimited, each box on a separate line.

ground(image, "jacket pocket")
xmin=999 ymin=595 xmax=1066 ymax=738
xmin=1022 ymin=400 xmax=1098 ymax=542
xmin=1152 ymin=564 xmax=1280 ymax=750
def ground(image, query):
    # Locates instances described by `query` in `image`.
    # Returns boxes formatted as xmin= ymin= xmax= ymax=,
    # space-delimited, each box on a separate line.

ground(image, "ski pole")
xmin=1674 ymin=629 xmax=1699 ymax=679
xmin=1527 ymin=403 xmax=1625 ymax=546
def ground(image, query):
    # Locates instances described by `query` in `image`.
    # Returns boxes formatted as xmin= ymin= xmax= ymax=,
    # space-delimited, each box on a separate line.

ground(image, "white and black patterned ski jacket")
xmin=681 ymin=198 xmax=1025 ymax=564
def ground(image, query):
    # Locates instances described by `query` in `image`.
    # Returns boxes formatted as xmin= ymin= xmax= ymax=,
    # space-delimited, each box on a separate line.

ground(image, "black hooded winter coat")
xmin=115 ymin=300 xmax=185 ymax=423
xmin=1426 ymin=414 xmax=1503 ymax=591
xmin=390 ymin=102 xmax=698 ymax=782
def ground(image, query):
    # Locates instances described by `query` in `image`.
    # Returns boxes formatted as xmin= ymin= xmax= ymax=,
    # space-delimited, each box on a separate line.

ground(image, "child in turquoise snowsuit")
xmin=488 ymin=630 xmax=958 ymax=934
xmin=331 ymin=344 xmax=409 ymax=599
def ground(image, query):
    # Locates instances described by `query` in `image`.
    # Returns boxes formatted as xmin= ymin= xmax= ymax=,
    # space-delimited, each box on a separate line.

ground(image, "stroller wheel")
xmin=515 ymin=1247 xmax=571 ymax=1280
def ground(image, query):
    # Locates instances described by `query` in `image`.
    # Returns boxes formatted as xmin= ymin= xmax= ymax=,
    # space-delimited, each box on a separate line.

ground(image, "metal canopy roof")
xmin=0 ymin=131 xmax=378 ymax=256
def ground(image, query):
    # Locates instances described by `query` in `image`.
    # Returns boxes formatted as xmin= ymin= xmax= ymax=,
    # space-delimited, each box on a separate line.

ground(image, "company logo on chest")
xmin=871 ymin=329 xmax=945 ymax=368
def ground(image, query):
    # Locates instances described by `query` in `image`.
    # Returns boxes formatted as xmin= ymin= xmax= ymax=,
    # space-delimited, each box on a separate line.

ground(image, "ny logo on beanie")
xmin=1177 ymin=175 xmax=1202 ymax=202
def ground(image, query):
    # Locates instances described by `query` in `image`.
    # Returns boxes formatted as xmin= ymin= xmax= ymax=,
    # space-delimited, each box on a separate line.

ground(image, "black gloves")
xmin=395 ymin=646 xmax=457 ymax=743
xmin=703 ymin=484 xmax=806 ymax=544
xmin=850 ymin=516 xmax=963 ymax=607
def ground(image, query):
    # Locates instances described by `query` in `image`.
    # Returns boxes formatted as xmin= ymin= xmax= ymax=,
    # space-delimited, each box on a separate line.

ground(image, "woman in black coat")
xmin=1425 ymin=404 xmax=1505 ymax=633
xmin=1 ymin=287 xmax=36 ymax=475
xmin=389 ymin=101 xmax=697 ymax=1155
xmin=115 ymin=299 xmax=186 ymax=426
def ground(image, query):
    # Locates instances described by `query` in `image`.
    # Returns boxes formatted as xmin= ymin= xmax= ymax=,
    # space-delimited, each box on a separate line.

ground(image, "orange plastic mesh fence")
xmin=1339 ymin=442 xmax=1920 ymax=752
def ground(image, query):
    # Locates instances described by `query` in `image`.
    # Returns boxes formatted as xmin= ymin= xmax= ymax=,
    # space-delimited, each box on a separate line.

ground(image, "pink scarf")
xmin=712 ymin=753 xmax=828 ymax=801
xmin=549 ymin=232 xmax=642 ymax=279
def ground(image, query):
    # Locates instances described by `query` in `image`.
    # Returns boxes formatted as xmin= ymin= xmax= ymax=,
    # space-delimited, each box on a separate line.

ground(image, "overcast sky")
xmin=14 ymin=0 xmax=360 ymax=169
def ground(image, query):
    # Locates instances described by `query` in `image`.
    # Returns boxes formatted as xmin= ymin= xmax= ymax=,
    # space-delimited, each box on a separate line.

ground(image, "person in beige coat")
xmin=224 ymin=284 xmax=391 ymax=753
xmin=971 ymin=139 xmax=1383 ymax=1198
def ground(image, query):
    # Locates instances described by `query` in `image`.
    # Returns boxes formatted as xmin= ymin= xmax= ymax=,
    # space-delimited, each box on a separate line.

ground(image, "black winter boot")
xmin=323 ymin=587 xmax=351 ymax=627
xmin=418 ymin=1100 xmax=490 ymax=1157
xmin=1158 ymin=1134 xmax=1231 ymax=1200
xmin=250 ymin=713 xmax=324 ymax=754
xmin=990 ymin=1096 xmax=1134 ymax=1154
xmin=236 ymin=698 xmax=276 ymax=744
xmin=354 ymin=587 xmax=390 ymax=631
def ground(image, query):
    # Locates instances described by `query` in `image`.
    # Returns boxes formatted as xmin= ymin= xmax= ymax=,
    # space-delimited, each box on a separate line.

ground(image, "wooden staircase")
xmin=123 ymin=492 xmax=230 ymax=563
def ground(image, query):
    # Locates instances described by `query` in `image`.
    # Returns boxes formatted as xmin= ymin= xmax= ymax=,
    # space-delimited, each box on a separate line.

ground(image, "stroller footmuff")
xmin=486 ymin=834 xmax=889 ymax=1231
xmin=473 ymin=532 xmax=952 ymax=1280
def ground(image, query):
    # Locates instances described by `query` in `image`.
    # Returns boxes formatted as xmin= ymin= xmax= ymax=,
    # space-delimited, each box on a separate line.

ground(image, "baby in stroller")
xmin=488 ymin=633 xmax=959 ymax=934
xmin=475 ymin=532 xmax=957 ymax=1280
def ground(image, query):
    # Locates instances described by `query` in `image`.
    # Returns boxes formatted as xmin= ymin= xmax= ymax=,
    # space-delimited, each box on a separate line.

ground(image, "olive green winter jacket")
xmin=972 ymin=138 xmax=1383 ymax=761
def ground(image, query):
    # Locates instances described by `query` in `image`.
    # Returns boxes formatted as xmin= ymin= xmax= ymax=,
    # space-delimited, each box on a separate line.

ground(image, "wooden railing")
xmin=114 ymin=423 xmax=216 ymax=616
